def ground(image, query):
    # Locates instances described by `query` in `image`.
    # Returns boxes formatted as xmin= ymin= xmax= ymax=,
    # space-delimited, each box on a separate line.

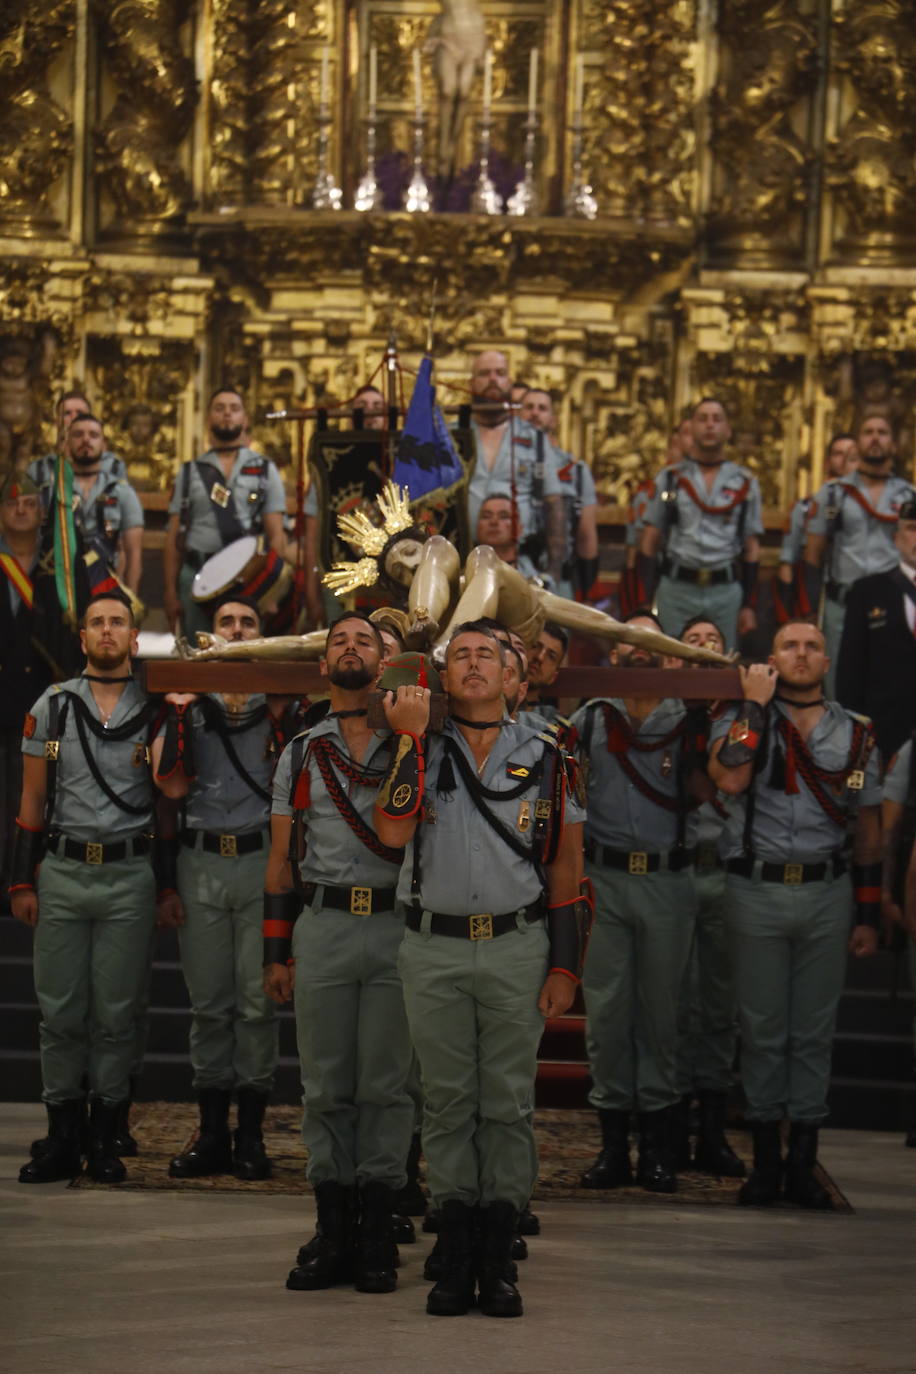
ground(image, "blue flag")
xmin=394 ymin=356 xmax=464 ymax=503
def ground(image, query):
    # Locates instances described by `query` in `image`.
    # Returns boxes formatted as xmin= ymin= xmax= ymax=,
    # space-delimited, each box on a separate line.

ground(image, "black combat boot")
xmin=19 ymin=1100 xmax=84 ymax=1183
xmin=395 ymin=1132 xmax=427 ymax=1216
xmin=636 ymin=1108 xmax=677 ymax=1193
xmin=670 ymin=1095 xmax=694 ymax=1171
xmin=288 ymin=1181 xmax=356 ymax=1290
xmin=517 ymin=1202 xmax=540 ymax=1236
xmin=391 ymin=1213 xmax=416 ymax=1244
xmin=738 ymin=1121 xmax=783 ymax=1207
xmin=427 ymin=1205 xmax=518 ymax=1284
xmin=112 ymin=1080 xmax=139 ymax=1157
xmin=31 ymin=1090 xmax=89 ymax=1159
xmin=168 ymin=1088 xmax=233 ymax=1178
xmin=86 ymin=1099 xmax=127 ymax=1183
xmin=476 ymin=1201 xmax=523 ymax=1318
xmin=580 ymin=1109 xmax=633 ymax=1188
xmin=783 ymin=1123 xmax=832 ymax=1210
xmin=426 ymin=1199 xmax=476 ymax=1317
xmin=233 ymin=1088 xmax=272 ymax=1181
xmin=693 ymin=1091 xmax=746 ymax=1178
xmin=354 ymin=1181 xmax=399 ymax=1293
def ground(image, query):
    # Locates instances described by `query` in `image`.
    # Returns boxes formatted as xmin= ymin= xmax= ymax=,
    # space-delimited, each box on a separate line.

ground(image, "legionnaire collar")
xmin=774 ymin=695 xmax=826 ymax=708
xmin=450 ymin=715 xmax=504 ymax=729
xmin=329 ymin=708 xmax=368 ymax=719
xmin=82 ymin=674 xmax=133 ymax=683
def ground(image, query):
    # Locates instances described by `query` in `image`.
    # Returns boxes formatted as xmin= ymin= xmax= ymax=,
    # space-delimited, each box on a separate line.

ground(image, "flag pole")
xmin=426 ymin=278 xmax=438 ymax=357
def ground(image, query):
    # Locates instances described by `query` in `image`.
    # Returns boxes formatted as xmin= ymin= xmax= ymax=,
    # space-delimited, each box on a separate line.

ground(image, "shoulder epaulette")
xmin=845 ymin=709 xmax=873 ymax=727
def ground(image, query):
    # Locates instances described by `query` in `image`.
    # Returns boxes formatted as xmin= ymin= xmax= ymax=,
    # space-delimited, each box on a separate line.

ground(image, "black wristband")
xmin=852 ymin=861 xmax=882 ymax=929
xmin=547 ymin=897 xmax=592 ymax=982
xmin=9 ymin=820 xmax=44 ymax=893
xmin=796 ymin=562 xmax=821 ymax=619
xmin=718 ymin=700 xmax=767 ymax=767
xmin=576 ymin=555 xmax=599 ymax=597
xmin=740 ymin=560 xmax=759 ymax=610
xmin=152 ymin=833 xmax=179 ymax=896
xmin=263 ymin=889 xmax=303 ymax=966
xmin=634 ymin=551 xmax=657 ymax=605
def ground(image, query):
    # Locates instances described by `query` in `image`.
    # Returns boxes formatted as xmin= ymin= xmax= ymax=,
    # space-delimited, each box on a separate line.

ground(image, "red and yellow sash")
xmin=0 ymin=553 xmax=33 ymax=609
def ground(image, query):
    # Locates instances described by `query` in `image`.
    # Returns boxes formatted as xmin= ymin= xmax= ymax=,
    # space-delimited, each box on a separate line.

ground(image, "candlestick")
xmin=482 ymin=49 xmax=493 ymax=116
xmin=564 ymin=109 xmax=597 ymax=220
xmin=320 ymin=47 xmax=329 ymax=110
xmin=354 ymin=104 xmax=383 ymax=212
xmin=403 ymin=108 xmax=431 ymax=213
xmin=527 ymin=48 xmax=539 ymax=115
xmin=369 ymin=44 xmax=377 ymax=109
xmin=574 ymin=54 xmax=584 ymax=119
xmin=413 ymin=48 xmax=422 ymax=119
xmin=470 ymin=108 xmax=502 ymax=215
xmin=507 ymin=111 xmax=538 ymax=216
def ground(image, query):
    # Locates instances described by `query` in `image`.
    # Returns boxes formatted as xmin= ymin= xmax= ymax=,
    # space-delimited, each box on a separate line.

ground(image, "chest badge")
xmin=847 ymin=769 xmax=865 ymax=791
xmin=517 ymin=801 xmax=531 ymax=832
xmin=211 ymin=482 xmax=231 ymax=508
xmin=660 ymin=751 xmax=673 ymax=777
xmin=506 ymin=762 xmax=530 ymax=779
xmin=132 ymin=743 xmax=150 ymax=768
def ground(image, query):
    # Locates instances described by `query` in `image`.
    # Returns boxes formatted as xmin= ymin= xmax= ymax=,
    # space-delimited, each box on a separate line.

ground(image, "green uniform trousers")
xmin=177 ymin=846 xmax=277 ymax=1093
xmin=584 ymin=864 xmax=696 ymax=1113
xmin=725 ymin=871 xmax=851 ymax=1123
xmin=178 ymin=563 xmax=213 ymax=641
xmin=656 ymin=576 xmax=742 ymax=651
xmin=675 ymin=864 xmax=737 ymax=1095
xmin=34 ymin=850 xmax=156 ymax=1105
xmin=399 ymin=916 xmax=548 ymax=1211
xmin=293 ymin=903 xmax=414 ymax=1189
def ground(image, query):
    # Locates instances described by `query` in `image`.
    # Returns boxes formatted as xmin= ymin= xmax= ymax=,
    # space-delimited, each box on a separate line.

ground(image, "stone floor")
xmin=2 ymin=1103 xmax=915 ymax=1374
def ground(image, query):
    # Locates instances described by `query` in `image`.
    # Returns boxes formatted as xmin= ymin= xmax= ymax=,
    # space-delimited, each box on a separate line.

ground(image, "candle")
xmin=320 ymin=46 xmax=329 ymax=109
xmin=527 ymin=48 xmax=539 ymax=115
xmin=413 ymin=47 xmax=422 ymax=118
xmin=574 ymin=54 xmax=584 ymax=118
xmin=482 ymin=48 xmax=493 ymax=114
xmin=369 ymin=43 xmax=377 ymax=108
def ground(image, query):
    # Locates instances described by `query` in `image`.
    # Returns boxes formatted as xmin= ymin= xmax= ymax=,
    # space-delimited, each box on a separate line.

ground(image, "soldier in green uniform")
xmin=374 ymin=622 xmax=586 ymax=1319
xmin=10 ymin=591 xmax=166 ymax=1184
xmin=262 ymin=613 xmax=415 ymax=1296
xmin=572 ymin=612 xmax=703 ymax=1195
xmin=155 ymin=596 xmax=284 ymax=1181
xmin=709 ymin=622 xmax=881 ymax=1207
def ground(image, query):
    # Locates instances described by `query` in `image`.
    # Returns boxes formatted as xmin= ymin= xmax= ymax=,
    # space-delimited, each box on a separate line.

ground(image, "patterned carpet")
xmin=69 ymin=1103 xmax=853 ymax=1212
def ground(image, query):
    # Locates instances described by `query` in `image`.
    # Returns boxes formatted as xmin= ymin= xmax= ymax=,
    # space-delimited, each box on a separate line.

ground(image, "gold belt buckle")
xmin=469 ymin=914 xmax=494 ymax=940
xmin=847 ymin=769 xmax=864 ymax=791
xmin=783 ymin=863 xmax=803 ymax=885
xmin=85 ymin=842 xmax=103 ymax=865
xmin=350 ymin=886 xmax=372 ymax=915
xmin=628 ymin=851 xmax=649 ymax=875
xmin=696 ymin=568 xmax=712 ymax=587
xmin=219 ymin=834 xmax=238 ymax=857
xmin=534 ymin=799 xmax=551 ymax=820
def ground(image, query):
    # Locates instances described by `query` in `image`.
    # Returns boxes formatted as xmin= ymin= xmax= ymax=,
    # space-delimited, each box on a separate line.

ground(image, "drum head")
xmin=192 ymin=535 xmax=262 ymax=602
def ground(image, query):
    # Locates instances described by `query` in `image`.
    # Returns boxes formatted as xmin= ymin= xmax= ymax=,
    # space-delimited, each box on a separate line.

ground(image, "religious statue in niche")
xmin=0 ymin=330 xmax=57 ymax=471
xmin=427 ymin=0 xmax=487 ymax=183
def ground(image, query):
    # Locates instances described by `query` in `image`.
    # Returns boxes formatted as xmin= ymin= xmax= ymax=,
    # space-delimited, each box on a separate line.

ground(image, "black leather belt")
xmin=302 ymin=882 xmax=398 ymax=915
xmin=661 ymin=559 xmax=737 ymax=587
xmin=406 ymin=900 xmax=544 ymax=940
xmin=587 ymin=842 xmax=695 ymax=874
xmin=725 ymin=856 xmax=847 ymax=885
xmin=695 ymin=840 xmax=723 ymax=871
xmin=47 ymin=832 xmax=151 ymax=865
xmin=180 ymin=828 xmax=268 ymax=858
xmin=182 ymin=549 xmax=208 ymax=571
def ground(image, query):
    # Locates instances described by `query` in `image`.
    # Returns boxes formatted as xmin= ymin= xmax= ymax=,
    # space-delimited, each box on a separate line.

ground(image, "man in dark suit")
xmin=836 ymin=499 xmax=916 ymax=760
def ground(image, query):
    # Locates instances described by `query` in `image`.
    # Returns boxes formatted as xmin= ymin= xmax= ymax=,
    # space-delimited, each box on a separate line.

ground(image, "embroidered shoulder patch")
xmin=23 ymin=713 xmax=36 ymax=739
xmin=506 ymin=762 xmax=530 ymax=779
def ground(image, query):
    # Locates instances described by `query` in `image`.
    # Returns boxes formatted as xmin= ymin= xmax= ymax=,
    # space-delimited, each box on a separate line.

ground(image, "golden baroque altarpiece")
xmin=3 ymin=0 xmax=916 ymax=510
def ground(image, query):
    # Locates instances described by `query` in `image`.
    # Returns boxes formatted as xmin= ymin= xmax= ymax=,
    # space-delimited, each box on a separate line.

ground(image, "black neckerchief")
xmin=328 ymin=708 xmax=368 ymax=720
xmin=774 ymin=695 xmax=826 ymax=709
xmin=83 ymin=674 xmax=133 ymax=684
xmin=450 ymin=716 xmax=504 ymax=729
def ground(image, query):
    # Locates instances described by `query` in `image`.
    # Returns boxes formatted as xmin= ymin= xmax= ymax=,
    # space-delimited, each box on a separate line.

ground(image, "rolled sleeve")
xmin=21 ymin=689 xmax=52 ymax=758
xmin=883 ymin=742 xmax=911 ymax=805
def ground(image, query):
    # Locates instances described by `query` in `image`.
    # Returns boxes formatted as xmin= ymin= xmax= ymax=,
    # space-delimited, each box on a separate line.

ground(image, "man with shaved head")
xmin=709 ymin=621 xmax=881 ymax=1210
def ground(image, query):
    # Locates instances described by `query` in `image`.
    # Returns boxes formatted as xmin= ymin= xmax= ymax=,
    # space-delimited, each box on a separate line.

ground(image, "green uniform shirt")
xmin=644 ymin=458 xmax=763 ymax=568
xmin=397 ymin=717 xmax=583 ymax=914
xmin=183 ymin=693 xmax=276 ymax=833
xmin=806 ymin=471 xmax=916 ymax=588
xmin=22 ymin=675 xmax=158 ymax=841
xmin=168 ymin=447 xmax=286 ymax=556
xmin=272 ymin=717 xmax=402 ymax=889
xmin=710 ymin=700 xmax=881 ymax=862
xmin=467 ymin=419 xmax=564 ymax=539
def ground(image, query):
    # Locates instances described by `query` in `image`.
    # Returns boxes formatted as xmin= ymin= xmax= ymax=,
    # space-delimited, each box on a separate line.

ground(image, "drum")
xmin=192 ymin=535 xmax=294 ymax=616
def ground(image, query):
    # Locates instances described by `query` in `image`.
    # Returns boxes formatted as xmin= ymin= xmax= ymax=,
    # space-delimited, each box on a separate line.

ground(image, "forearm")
xmin=542 ymin=494 xmax=567 ymax=584
xmin=163 ymin=519 xmax=181 ymax=598
xmin=122 ymin=530 xmax=142 ymax=592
